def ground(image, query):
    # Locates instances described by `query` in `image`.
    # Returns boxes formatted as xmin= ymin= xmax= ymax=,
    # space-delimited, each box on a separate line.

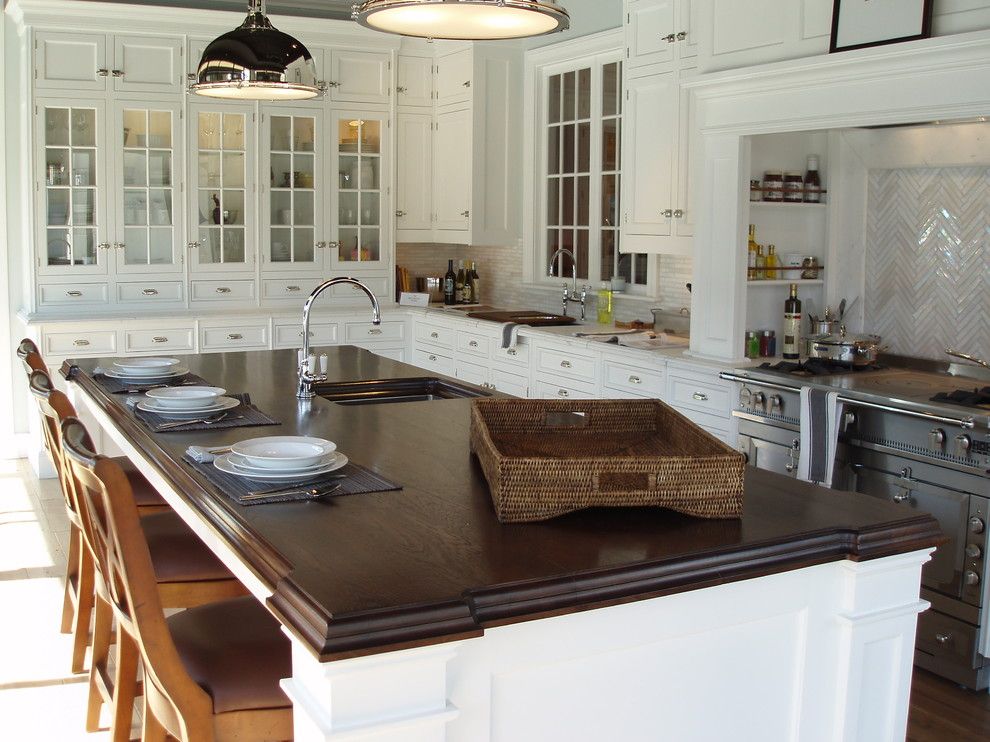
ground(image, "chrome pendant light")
xmin=191 ymin=0 xmax=319 ymax=100
xmin=352 ymin=0 xmax=570 ymax=41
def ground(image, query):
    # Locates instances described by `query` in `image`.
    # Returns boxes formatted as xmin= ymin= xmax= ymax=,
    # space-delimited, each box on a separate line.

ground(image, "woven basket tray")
xmin=470 ymin=398 xmax=745 ymax=523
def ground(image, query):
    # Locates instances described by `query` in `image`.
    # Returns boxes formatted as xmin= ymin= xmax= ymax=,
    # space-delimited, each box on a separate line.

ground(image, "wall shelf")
xmin=749 ymin=201 xmax=827 ymax=210
xmin=747 ymin=279 xmax=824 ymax=287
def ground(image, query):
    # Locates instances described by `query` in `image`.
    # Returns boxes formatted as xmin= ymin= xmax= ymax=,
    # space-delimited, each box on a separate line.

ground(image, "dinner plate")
xmin=213 ymin=452 xmax=348 ymax=480
xmin=136 ymin=396 xmax=240 ymax=418
xmin=226 ymin=450 xmax=337 ymax=475
xmin=230 ymin=436 xmax=336 ymax=470
xmin=103 ymin=366 xmax=190 ymax=381
xmin=144 ymin=386 xmax=227 ymax=409
xmin=111 ymin=357 xmax=183 ymax=376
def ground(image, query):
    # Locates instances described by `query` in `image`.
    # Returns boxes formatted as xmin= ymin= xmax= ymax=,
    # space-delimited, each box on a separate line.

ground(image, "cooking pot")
xmin=805 ymin=327 xmax=884 ymax=366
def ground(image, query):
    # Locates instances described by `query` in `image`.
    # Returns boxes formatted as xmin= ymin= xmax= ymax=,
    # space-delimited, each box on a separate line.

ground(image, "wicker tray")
xmin=470 ymin=399 xmax=745 ymax=523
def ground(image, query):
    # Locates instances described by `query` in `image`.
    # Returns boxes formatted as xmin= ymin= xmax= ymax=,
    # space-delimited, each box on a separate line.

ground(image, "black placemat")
xmin=93 ymin=369 xmax=210 ymax=394
xmin=127 ymin=393 xmax=281 ymax=433
xmin=183 ymin=454 xmax=402 ymax=506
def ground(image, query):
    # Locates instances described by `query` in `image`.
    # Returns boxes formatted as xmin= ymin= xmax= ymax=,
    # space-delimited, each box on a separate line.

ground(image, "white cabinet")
xmin=433 ymin=107 xmax=472 ymax=232
xmin=436 ymin=48 xmax=472 ymax=107
xmin=625 ymin=0 xmax=676 ymax=70
xmin=396 ymin=55 xmax=434 ymax=108
xmin=395 ymin=113 xmax=433 ymax=235
xmin=326 ymin=50 xmax=391 ymax=105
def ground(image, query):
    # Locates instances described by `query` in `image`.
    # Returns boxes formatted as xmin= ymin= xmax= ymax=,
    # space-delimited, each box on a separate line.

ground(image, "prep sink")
xmin=315 ymin=377 xmax=492 ymax=405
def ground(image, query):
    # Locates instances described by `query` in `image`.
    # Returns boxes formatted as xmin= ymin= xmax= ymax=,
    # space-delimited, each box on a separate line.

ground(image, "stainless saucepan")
xmin=805 ymin=328 xmax=884 ymax=366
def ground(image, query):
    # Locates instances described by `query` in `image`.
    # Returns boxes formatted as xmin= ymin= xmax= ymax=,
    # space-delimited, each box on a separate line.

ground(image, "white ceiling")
xmin=96 ymin=0 xmax=355 ymax=20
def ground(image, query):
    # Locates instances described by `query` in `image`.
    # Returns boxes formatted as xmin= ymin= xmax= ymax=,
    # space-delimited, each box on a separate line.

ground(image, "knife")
xmin=240 ymin=482 xmax=344 ymax=502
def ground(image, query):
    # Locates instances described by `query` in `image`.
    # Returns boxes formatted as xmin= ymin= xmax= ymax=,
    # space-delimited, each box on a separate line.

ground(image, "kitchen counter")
xmin=63 ymin=347 xmax=943 ymax=741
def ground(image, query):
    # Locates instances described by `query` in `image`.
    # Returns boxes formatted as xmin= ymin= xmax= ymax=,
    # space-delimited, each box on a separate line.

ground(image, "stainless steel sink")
xmin=315 ymin=377 xmax=491 ymax=405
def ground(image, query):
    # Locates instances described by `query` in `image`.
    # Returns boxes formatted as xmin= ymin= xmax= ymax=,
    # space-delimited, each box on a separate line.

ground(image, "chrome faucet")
xmin=297 ymin=277 xmax=381 ymax=399
xmin=547 ymin=247 xmax=588 ymax=320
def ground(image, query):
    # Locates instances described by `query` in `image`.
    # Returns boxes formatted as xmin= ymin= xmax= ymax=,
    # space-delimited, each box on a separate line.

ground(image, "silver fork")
xmin=239 ymin=483 xmax=342 ymax=503
xmin=155 ymin=411 xmax=233 ymax=431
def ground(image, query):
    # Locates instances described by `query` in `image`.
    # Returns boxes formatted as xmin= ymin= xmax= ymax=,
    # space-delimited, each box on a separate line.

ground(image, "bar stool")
xmin=61 ymin=417 xmax=293 ymax=742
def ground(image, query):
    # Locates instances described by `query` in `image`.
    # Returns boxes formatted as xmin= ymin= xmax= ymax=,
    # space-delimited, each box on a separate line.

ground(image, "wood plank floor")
xmin=907 ymin=668 xmax=990 ymax=741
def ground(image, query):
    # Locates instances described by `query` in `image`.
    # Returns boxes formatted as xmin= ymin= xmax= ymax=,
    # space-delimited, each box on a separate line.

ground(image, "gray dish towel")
xmin=797 ymin=386 xmax=843 ymax=486
xmin=500 ymin=322 xmax=521 ymax=349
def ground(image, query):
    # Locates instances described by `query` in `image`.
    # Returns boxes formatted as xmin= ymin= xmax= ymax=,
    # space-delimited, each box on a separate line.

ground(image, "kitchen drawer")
xmin=534 ymin=376 xmax=597 ymax=400
xmin=190 ymin=280 xmax=257 ymax=302
xmin=262 ymin=278 xmax=322 ymax=302
xmin=603 ymin=359 xmax=665 ymax=397
xmin=916 ymin=609 xmax=981 ymax=669
xmin=536 ymin=345 xmax=598 ymax=381
xmin=329 ymin=275 xmax=391 ymax=299
xmin=345 ymin=320 xmax=405 ymax=344
xmin=674 ymin=406 xmax=734 ymax=445
xmin=414 ymin=321 xmax=455 ymax=349
xmin=123 ymin=328 xmax=195 ymax=354
xmin=492 ymin=341 xmax=529 ymax=367
xmin=455 ymin=358 xmax=489 ymax=387
xmin=200 ymin=324 xmax=269 ymax=351
xmin=370 ymin=346 xmax=406 ymax=362
xmin=667 ymin=371 xmax=732 ymax=416
xmin=38 ymin=282 xmax=109 ymax=306
xmin=456 ymin=329 xmax=492 ymax=359
xmin=490 ymin=367 xmax=528 ymax=397
xmin=274 ymin=322 xmax=338 ymax=349
xmin=116 ymin=281 xmax=184 ymax=304
xmin=45 ymin=330 xmax=116 ymax=356
xmin=414 ymin=348 xmax=453 ymax=376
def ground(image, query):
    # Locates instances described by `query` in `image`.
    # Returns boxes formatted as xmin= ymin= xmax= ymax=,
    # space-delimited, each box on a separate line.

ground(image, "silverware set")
xmin=112 ymin=380 xmax=200 ymax=394
xmin=240 ymin=482 xmax=343 ymax=503
xmin=154 ymin=412 xmax=239 ymax=431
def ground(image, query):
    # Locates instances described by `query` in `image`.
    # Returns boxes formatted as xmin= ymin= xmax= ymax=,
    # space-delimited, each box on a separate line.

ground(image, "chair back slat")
xmin=28 ymin=370 xmax=78 ymax=514
xmin=16 ymin=338 xmax=45 ymax=375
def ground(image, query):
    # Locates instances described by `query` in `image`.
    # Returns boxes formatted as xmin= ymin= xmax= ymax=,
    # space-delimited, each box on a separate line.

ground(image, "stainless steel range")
xmin=721 ymin=355 xmax=990 ymax=689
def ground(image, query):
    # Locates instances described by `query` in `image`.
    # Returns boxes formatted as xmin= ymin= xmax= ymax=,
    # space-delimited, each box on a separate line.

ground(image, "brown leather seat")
xmin=167 ymin=596 xmax=292 ymax=714
xmin=115 ymin=456 xmax=169 ymax=509
xmin=141 ymin=512 xmax=234 ymax=583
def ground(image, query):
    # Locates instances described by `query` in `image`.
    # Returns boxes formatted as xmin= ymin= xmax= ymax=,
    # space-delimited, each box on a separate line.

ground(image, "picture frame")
xmin=829 ymin=0 xmax=934 ymax=54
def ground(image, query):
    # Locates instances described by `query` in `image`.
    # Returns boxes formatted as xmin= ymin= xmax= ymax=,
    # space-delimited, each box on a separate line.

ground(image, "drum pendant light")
xmin=191 ymin=0 xmax=319 ymax=100
xmin=352 ymin=0 xmax=570 ymax=41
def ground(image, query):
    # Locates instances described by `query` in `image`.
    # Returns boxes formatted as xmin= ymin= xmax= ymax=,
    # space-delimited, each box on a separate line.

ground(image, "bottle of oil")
xmin=783 ymin=284 xmax=802 ymax=360
xmin=747 ymin=224 xmax=758 ymax=281
xmin=755 ymin=245 xmax=766 ymax=280
xmin=765 ymin=244 xmax=779 ymax=280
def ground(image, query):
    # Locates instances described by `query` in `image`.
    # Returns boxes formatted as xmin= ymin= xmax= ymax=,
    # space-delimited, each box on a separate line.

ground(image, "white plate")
xmin=136 ymin=396 xmax=240 ymax=418
xmin=230 ymin=436 xmax=336 ymax=470
xmin=226 ymin=450 xmax=336 ymax=475
xmin=144 ymin=386 xmax=227 ymax=409
xmin=111 ymin=357 xmax=182 ymax=376
xmin=213 ymin=452 xmax=348 ymax=480
xmin=103 ymin=366 xmax=190 ymax=381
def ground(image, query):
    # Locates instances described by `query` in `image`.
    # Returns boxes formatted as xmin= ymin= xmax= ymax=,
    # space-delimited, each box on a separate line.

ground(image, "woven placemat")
xmin=93 ymin=370 xmax=210 ymax=395
xmin=127 ymin=393 xmax=281 ymax=433
xmin=183 ymin=455 xmax=402 ymax=506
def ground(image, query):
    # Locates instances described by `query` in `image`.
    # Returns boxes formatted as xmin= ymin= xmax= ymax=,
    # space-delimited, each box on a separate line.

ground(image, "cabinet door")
xmin=35 ymin=32 xmax=108 ymax=91
xmin=331 ymin=112 xmax=389 ymax=269
xmin=328 ymin=50 xmax=391 ymax=104
xmin=36 ymin=100 xmax=110 ymax=276
xmin=625 ymin=0 xmax=676 ymax=71
xmin=433 ymin=108 xmax=472 ymax=232
xmin=261 ymin=107 xmax=326 ymax=273
xmin=112 ymin=35 xmax=183 ymax=95
xmin=397 ymin=55 xmax=434 ymax=108
xmin=113 ymin=103 xmax=183 ymax=275
xmin=436 ymin=48 xmax=472 ymax=108
xmin=673 ymin=67 xmax=697 ymax=238
xmin=622 ymin=72 xmax=676 ymax=237
xmin=187 ymin=104 xmax=256 ymax=274
xmin=395 ymin=112 xmax=433 ymax=234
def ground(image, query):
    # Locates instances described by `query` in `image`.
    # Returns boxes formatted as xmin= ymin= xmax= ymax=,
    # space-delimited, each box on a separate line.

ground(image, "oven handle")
xmin=719 ymin=372 xmax=976 ymax=430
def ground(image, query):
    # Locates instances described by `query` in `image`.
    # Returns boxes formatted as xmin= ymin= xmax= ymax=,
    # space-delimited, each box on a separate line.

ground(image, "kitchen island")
xmin=63 ymin=347 xmax=942 ymax=742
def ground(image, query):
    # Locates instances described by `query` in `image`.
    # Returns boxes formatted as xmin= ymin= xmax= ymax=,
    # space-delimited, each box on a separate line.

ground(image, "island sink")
xmin=315 ymin=377 xmax=491 ymax=405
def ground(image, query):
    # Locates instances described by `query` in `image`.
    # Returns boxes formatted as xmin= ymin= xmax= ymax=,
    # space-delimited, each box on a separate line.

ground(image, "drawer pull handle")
xmin=299 ymin=331 xmax=314 ymax=337
xmin=935 ymin=632 xmax=952 ymax=645
xmin=227 ymin=333 xmax=243 ymax=340
xmin=692 ymin=392 xmax=709 ymax=401
xmin=97 ymin=68 xmax=110 ymax=77
xmin=111 ymin=69 xmax=124 ymax=78
xmin=65 ymin=290 xmax=83 ymax=297
xmin=142 ymin=288 xmax=159 ymax=296
xmin=152 ymin=336 xmax=168 ymax=343
xmin=468 ymin=340 xmax=478 ymax=348
xmin=507 ymin=348 xmax=517 ymax=356
xmin=560 ymin=360 xmax=572 ymax=369
xmin=892 ymin=491 xmax=911 ymax=503
xmin=460 ymin=210 xmax=470 ymax=217
xmin=73 ymin=339 xmax=90 ymax=346
xmin=557 ymin=389 xmax=569 ymax=398
xmin=629 ymin=375 xmax=641 ymax=384
xmin=286 ymin=285 xmax=301 ymax=292
xmin=430 ymin=331 xmax=439 ymax=339
xmin=429 ymin=354 xmax=437 ymax=362
xmin=369 ymin=328 xmax=383 ymax=335
xmin=215 ymin=287 xmax=232 ymax=294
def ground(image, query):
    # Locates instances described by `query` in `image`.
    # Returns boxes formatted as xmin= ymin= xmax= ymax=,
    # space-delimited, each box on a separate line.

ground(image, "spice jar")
xmin=760 ymin=330 xmax=776 ymax=357
xmin=745 ymin=331 xmax=760 ymax=359
xmin=749 ymin=179 xmax=762 ymax=202
xmin=783 ymin=172 xmax=804 ymax=202
xmin=801 ymin=256 xmax=820 ymax=279
xmin=762 ymin=171 xmax=784 ymax=202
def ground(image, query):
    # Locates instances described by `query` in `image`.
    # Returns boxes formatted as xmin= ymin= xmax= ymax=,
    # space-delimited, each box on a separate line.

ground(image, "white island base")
xmin=281 ymin=550 xmax=931 ymax=742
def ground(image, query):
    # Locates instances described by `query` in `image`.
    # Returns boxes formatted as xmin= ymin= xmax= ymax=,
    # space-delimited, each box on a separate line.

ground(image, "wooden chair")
xmin=61 ymin=417 xmax=293 ymax=742
xmin=16 ymin=338 xmax=46 ymax=374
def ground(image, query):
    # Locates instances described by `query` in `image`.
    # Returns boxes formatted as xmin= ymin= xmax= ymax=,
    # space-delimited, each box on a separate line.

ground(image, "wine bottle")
xmin=747 ymin=224 xmax=758 ymax=281
xmin=783 ymin=284 xmax=802 ymax=360
xmin=468 ymin=261 xmax=480 ymax=304
xmin=803 ymin=155 xmax=821 ymax=203
xmin=455 ymin=260 xmax=465 ymax=304
xmin=443 ymin=259 xmax=456 ymax=305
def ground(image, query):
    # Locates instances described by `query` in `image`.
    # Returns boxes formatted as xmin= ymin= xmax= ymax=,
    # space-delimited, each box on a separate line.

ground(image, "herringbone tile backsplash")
xmin=866 ymin=167 xmax=990 ymax=363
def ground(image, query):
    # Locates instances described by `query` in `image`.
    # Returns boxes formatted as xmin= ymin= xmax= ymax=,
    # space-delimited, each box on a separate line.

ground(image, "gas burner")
xmin=759 ymin=360 xmax=884 ymax=377
xmin=931 ymin=386 xmax=990 ymax=409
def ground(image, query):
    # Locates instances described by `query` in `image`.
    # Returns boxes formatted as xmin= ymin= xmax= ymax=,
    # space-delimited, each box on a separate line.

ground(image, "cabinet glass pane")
xmin=47 ymin=228 xmax=71 ymax=265
xmin=294 ymin=118 xmax=315 ymax=151
xmin=602 ymin=174 xmax=617 ymax=227
xmin=198 ymin=227 xmax=221 ymax=264
xmin=548 ymin=127 xmax=560 ymax=175
xmin=336 ymin=117 xmax=384 ymax=265
xmin=294 ymin=228 xmax=314 ymax=262
xmin=562 ymin=124 xmax=574 ymax=174
xmin=271 ymin=191 xmax=292 ymax=224
xmin=123 ymin=150 xmax=147 ymax=187
xmin=547 ymin=178 xmax=559 ymax=226
xmin=72 ymin=229 xmax=97 ymax=265
xmin=123 ymin=228 xmax=148 ymax=265
xmin=198 ymin=113 xmax=221 ymax=149
xmin=45 ymin=148 xmax=69 ymax=185
xmin=71 ymin=110 xmax=96 ymax=147
xmin=124 ymin=190 xmax=147 ymax=225
xmin=359 ymin=121 xmax=380 ymax=154
xmin=577 ymin=176 xmax=589 ymax=225
xmin=45 ymin=108 xmax=70 ymax=146
xmin=222 ymin=190 xmax=244 ymax=224
xmin=197 ymin=111 xmax=248 ymax=266
xmin=577 ymin=68 xmax=591 ymax=119
xmin=223 ymin=228 xmax=245 ymax=263
xmin=47 ymin=190 xmax=69 ymax=225
xmin=149 ymin=152 xmax=172 ymax=186
xmin=149 ymin=228 xmax=172 ymax=264
xmin=149 ymin=111 xmax=172 ymax=148
xmin=149 ymin=190 xmax=172 ymax=225
xmin=548 ymin=74 xmax=561 ymax=124
xmin=603 ymin=62 xmax=620 ymax=117
xmin=360 ymin=192 xmax=379 ymax=226
xmin=561 ymin=71 xmax=575 ymax=123
xmin=578 ymin=122 xmax=590 ymax=173
xmin=72 ymin=189 xmax=95 ymax=225
xmin=222 ymin=153 xmax=245 ymax=187
xmin=271 ymin=116 xmax=292 ymax=151
xmin=222 ymin=114 xmax=245 ymax=150
xmin=271 ymin=228 xmax=292 ymax=261
xmin=267 ymin=113 xmax=320 ymax=266
xmin=71 ymin=150 xmax=96 ymax=186
xmin=339 ymin=191 xmax=358 ymax=224
xmin=603 ymin=119 xmax=619 ymax=171
xmin=295 ymin=191 xmax=314 ymax=225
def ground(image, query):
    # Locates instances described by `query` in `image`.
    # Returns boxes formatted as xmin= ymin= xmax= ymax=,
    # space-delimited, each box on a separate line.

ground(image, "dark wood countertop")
xmin=62 ymin=347 xmax=942 ymax=661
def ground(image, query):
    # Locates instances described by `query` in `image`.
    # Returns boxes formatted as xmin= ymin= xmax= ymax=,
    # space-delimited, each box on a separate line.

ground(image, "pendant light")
xmin=352 ymin=0 xmax=570 ymax=41
xmin=190 ymin=0 xmax=319 ymax=101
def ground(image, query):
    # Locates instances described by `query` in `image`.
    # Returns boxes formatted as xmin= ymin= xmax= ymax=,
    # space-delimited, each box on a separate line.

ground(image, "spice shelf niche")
xmin=747 ymin=279 xmax=824 ymax=287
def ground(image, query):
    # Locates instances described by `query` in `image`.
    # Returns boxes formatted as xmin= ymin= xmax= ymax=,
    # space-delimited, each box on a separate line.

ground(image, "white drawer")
xmin=123 ymin=328 xmax=195 ymax=354
xmin=345 ymin=320 xmax=405 ymax=343
xmin=414 ymin=348 xmax=453 ymax=376
xmin=38 ymin=282 xmax=110 ymax=306
xmin=673 ymin=407 xmax=734 ymax=445
xmin=667 ymin=372 xmax=732 ymax=416
xmin=415 ymin=321 xmax=455 ymax=349
xmin=274 ymin=322 xmax=338 ymax=349
xmin=329 ymin=275 xmax=391 ymax=299
xmin=603 ymin=359 xmax=665 ymax=396
xmin=454 ymin=358 xmax=489 ymax=386
xmin=536 ymin=345 xmax=598 ymax=381
xmin=200 ymin=324 xmax=269 ymax=351
xmin=492 ymin=341 xmax=530 ymax=367
xmin=534 ymin=376 xmax=597 ymax=400
xmin=490 ymin=367 xmax=528 ymax=397
xmin=262 ymin=278 xmax=322 ymax=301
xmin=116 ymin=281 xmax=184 ymax=304
xmin=190 ymin=280 xmax=256 ymax=302
xmin=456 ymin=329 xmax=491 ymax=359
xmin=370 ymin=346 xmax=406 ymax=362
xmin=45 ymin=330 xmax=116 ymax=356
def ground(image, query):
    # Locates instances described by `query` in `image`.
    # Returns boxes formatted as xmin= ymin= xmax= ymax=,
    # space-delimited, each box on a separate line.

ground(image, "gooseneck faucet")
xmin=297 ymin=277 xmax=381 ymax=399
xmin=547 ymin=247 xmax=588 ymax=320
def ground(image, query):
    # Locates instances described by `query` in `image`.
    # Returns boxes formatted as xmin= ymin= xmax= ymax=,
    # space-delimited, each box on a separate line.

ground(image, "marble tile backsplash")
xmin=866 ymin=167 xmax=990 ymax=363
xmin=396 ymin=242 xmax=692 ymax=324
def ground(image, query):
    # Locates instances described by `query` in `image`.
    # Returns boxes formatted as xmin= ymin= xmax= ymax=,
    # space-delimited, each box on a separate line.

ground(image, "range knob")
xmin=964 ymin=570 xmax=980 ymax=587
xmin=752 ymin=391 xmax=766 ymax=411
xmin=970 ymin=517 xmax=986 ymax=535
xmin=965 ymin=543 xmax=983 ymax=559
xmin=769 ymin=394 xmax=783 ymax=413
xmin=954 ymin=434 xmax=972 ymax=457
xmin=929 ymin=428 xmax=946 ymax=451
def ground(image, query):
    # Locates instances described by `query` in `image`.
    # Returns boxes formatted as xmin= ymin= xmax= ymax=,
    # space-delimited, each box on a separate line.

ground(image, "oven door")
xmin=737 ymin=418 xmax=800 ymax=477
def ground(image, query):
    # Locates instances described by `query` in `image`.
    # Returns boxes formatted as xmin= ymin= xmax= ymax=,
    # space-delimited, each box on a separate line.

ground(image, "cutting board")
xmin=467 ymin=310 xmax=577 ymax=327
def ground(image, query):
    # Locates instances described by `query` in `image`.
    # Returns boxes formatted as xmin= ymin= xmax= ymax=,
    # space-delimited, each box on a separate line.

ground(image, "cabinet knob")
xmin=462 ymin=80 xmax=471 ymax=88
xmin=460 ymin=210 xmax=470 ymax=218
xmin=315 ymin=241 xmax=327 ymax=250
xmin=557 ymin=389 xmax=569 ymax=398
xmin=662 ymin=33 xmax=676 ymax=43
xmin=227 ymin=333 xmax=243 ymax=340
xmin=141 ymin=288 xmax=159 ymax=296
xmin=469 ymin=340 xmax=479 ymax=348
xmin=429 ymin=354 xmax=437 ymax=362
xmin=98 ymin=242 xmax=112 ymax=251
xmin=73 ymin=339 xmax=90 ymax=346
xmin=113 ymin=242 xmax=125 ymax=250
xmin=215 ymin=287 xmax=232 ymax=294
xmin=507 ymin=348 xmax=517 ymax=356
xmin=396 ymin=86 xmax=407 ymax=93
xmin=692 ymin=392 xmax=709 ymax=401
xmin=65 ymin=290 xmax=83 ymax=297
xmin=327 ymin=240 xmax=340 ymax=249
xmin=676 ymin=31 xmax=687 ymax=41
xmin=673 ymin=209 xmax=684 ymax=218
xmin=560 ymin=360 xmax=572 ymax=369
xmin=396 ymin=210 xmax=407 ymax=217
xmin=186 ymin=241 xmax=200 ymax=249
xmin=96 ymin=68 xmax=110 ymax=77
xmin=299 ymin=330 xmax=314 ymax=337
xmin=430 ymin=332 xmax=439 ymax=339
xmin=628 ymin=375 xmax=642 ymax=384
xmin=152 ymin=336 xmax=168 ymax=343
xmin=661 ymin=209 xmax=673 ymax=218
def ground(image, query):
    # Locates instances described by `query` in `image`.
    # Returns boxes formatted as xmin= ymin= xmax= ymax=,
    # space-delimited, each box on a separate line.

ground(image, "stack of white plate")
xmin=137 ymin=386 xmax=238 ymax=418
xmin=104 ymin=357 xmax=189 ymax=381
xmin=214 ymin=436 xmax=347 ymax=480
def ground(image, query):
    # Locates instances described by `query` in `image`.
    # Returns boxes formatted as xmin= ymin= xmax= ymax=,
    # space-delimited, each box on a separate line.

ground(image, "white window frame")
xmin=521 ymin=28 xmax=657 ymax=298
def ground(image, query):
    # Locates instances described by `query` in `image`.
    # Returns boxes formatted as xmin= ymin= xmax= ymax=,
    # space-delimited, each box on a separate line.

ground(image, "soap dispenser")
xmin=597 ymin=281 xmax=614 ymax=325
